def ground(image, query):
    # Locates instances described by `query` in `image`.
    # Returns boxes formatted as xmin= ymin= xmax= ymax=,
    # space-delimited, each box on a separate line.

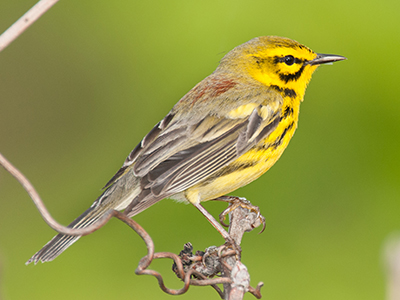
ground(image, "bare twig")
xmin=385 ymin=233 xmax=400 ymax=300
xmin=222 ymin=199 xmax=265 ymax=299
xmin=229 ymin=262 xmax=250 ymax=300
xmin=0 ymin=0 xmax=59 ymax=52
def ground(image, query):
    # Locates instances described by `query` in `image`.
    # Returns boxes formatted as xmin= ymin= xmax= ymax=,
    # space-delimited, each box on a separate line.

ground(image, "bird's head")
xmin=218 ymin=36 xmax=346 ymax=99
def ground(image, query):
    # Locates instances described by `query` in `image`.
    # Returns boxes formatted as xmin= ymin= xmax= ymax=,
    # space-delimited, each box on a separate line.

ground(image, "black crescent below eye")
xmin=284 ymin=55 xmax=295 ymax=66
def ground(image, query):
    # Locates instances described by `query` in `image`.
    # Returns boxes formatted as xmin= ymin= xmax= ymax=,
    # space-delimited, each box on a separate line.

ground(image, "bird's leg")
xmin=215 ymin=196 xmax=266 ymax=233
xmin=192 ymin=202 xmax=241 ymax=255
xmin=193 ymin=202 xmax=233 ymax=242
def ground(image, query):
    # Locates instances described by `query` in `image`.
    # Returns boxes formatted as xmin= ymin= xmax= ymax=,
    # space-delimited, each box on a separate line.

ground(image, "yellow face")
xmin=246 ymin=42 xmax=319 ymax=100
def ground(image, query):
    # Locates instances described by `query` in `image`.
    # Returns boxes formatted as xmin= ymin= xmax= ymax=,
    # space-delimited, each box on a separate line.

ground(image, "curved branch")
xmin=0 ymin=152 xmax=114 ymax=236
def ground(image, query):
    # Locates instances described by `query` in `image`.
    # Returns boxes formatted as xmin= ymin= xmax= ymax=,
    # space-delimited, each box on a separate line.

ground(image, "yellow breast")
xmin=184 ymin=95 xmax=300 ymax=204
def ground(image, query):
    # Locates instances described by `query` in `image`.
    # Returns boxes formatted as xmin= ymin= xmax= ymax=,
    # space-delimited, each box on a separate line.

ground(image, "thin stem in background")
xmin=0 ymin=0 xmax=59 ymax=52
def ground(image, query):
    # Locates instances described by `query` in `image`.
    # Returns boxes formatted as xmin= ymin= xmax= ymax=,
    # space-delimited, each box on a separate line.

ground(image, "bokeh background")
xmin=0 ymin=0 xmax=399 ymax=299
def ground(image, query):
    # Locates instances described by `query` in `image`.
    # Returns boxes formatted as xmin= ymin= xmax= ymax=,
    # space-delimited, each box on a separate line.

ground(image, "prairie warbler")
xmin=27 ymin=36 xmax=345 ymax=264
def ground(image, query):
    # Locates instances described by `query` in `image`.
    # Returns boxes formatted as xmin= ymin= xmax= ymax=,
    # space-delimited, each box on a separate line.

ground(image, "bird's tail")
xmin=26 ymin=172 xmax=141 ymax=265
xmin=26 ymin=201 xmax=110 ymax=264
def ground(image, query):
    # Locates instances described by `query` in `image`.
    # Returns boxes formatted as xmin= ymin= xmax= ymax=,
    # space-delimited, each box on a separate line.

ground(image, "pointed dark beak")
xmin=307 ymin=53 xmax=347 ymax=65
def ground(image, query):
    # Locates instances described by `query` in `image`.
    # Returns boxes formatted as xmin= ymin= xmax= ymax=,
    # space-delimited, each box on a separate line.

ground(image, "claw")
xmin=215 ymin=196 xmax=266 ymax=233
xmin=254 ymin=214 xmax=266 ymax=234
xmin=218 ymin=208 xmax=231 ymax=227
xmin=217 ymin=242 xmax=242 ymax=260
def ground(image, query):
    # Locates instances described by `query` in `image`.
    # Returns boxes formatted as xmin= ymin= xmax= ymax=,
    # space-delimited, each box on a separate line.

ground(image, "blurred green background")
xmin=0 ymin=0 xmax=399 ymax=299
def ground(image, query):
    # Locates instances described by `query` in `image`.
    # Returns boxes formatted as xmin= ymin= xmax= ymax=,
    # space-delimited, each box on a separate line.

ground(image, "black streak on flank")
xmin=282 ymin=105 xmax=294 ymax=119
xmin=279 ymin=65 xmax=305 ymax=83
xmin=270 ymin=85 xmax=297 ymax=98
xmin=271 ymin=121 xmax=294 ymax=149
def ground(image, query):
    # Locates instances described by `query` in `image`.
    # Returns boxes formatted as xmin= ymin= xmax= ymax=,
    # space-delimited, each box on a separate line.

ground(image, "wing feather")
xmin=127 ymin=105 xmax=280 ymax=208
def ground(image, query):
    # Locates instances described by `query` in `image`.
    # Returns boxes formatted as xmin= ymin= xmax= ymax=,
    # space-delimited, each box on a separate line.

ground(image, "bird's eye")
xmin=284 ymin=55 xmax=295 ymax=66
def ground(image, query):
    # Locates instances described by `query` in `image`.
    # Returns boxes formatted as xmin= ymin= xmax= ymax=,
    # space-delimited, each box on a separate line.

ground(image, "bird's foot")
xmin=216 ymin=196 xmax=266 ymax=234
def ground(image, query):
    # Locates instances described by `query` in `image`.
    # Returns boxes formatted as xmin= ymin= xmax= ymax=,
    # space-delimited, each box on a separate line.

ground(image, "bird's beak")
xmin=307 ymin=53 xmax=347 ymax=65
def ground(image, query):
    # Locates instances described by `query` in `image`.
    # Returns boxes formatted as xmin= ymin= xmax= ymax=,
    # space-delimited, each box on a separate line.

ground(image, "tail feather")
xmin=26 ymin=204 xmax=106 ymax=264
xmin=27 ymin=233 xmax=81 ymax=264
xmin=26 ymin=171 xmax=142 ymax=264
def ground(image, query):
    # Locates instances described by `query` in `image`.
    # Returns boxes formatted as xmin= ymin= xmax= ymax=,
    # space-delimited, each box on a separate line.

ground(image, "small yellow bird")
xmin=27 ymin=36 xmax=345 ymax=264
